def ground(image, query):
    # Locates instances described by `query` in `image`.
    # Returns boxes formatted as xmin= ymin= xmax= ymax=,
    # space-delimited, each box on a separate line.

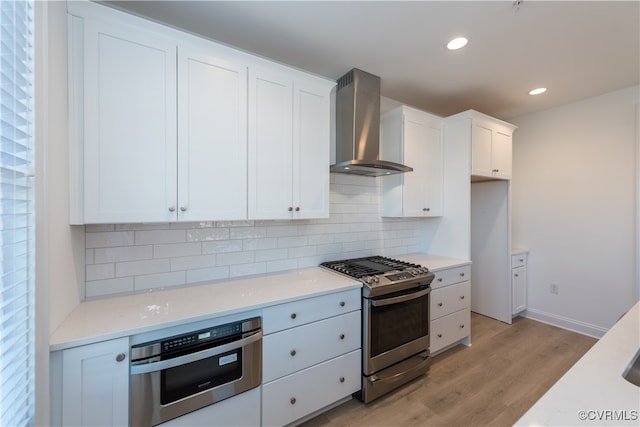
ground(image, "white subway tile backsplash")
xmin=154 ymin=242 xmax=202 ymax=259
xmin=83 ymin=174 xmax=427 ymax=298
xmin=134 ymin=271 xmax=186 ymax=292
xmin=136 ymin=230 xmax=186 ymax=245
xmin=202 ymin=240 xmax=243 ymax=254
xmin=116 ymin=259 xmax=171 ymax=277
xmin=86 ymin=231 xmax=134 ymax=248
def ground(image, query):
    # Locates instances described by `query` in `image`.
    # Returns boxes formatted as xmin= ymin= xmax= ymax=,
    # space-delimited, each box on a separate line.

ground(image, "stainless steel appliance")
xmin=321 ymin=256 xmax=434 ymax=403
xmin=332 ymin=68 xmax=413 ymax=177
xmin=130 ymin=317 xmax=262 ymax=426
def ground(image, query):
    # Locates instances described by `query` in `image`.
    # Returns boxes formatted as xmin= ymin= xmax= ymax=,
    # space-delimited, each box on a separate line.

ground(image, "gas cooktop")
xmin=320 ymin=256 xmax=434 ymax=297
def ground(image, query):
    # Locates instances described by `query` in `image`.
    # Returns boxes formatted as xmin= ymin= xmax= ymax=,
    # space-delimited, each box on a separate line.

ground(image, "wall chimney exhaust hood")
xmin=331 ymin=68 xmax=412 ymax=177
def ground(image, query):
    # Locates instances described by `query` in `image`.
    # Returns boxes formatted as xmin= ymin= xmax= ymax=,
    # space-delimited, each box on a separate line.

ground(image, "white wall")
xmin=510 ymin=85 xmax=639 ymax=336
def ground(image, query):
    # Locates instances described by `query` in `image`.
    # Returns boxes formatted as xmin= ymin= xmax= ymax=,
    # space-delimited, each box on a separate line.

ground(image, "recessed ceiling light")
xmin=447 ymin=37 xmax=468 ymax=50
xmin=529 ymin=87 xmax=547 ymax=95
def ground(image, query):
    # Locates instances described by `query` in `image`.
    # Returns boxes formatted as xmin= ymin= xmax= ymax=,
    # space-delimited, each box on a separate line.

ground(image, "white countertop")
xmin=49 ymin=253 xmax=470 ymax=352
xmin=512 ymin=247 xmax=529 ymax=255
xmin=401 ymin=253 xmax=471 ymax=271
xmin=516 ymin=301 xmax=640 ymax=426
xmin=50 ymin=267 xmax=360 ymax=351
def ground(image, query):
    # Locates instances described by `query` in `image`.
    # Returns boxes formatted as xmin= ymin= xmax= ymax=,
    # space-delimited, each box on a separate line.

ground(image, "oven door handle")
xmin=130 ymin=330 xmax=262 ymax=375
xmin=370 ymin=287 xmax=430 ymax=307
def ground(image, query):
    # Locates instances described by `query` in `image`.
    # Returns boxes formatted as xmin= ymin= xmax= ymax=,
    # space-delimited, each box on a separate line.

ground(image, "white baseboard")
xmin=520 ymin=308 xmax=607 ymax=339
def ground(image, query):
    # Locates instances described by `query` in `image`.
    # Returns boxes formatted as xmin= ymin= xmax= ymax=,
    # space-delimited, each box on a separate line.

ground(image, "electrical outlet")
xmin=550 ymin=283 xmax=559 ymax=294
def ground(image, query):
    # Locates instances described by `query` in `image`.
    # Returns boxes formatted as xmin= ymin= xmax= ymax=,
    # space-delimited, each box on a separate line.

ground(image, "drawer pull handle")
xmin=290 ymin=313 xmax=297 ymax=319
xmin=437 ymin=302 xmax=443 ymax=307
xmin=519 ymin=258 xmax=524 ymax=262
xmin=290 ymin=349 xmax=297 ymax=357
xmin=460 ymin=324 xmax=465 ymax=329
xmin=339 ymin=376 xmax=345 ymax=383
xmin=460 ymin=272 xmax=465 ymax=277
xmin=340 ymin=334 xmax=345 ymax=340
xmin=437 ymin=333 xmax=442 ymax=338
xmin=290 ymin=397 xmax=296 ymax=405
xmin=115 ymin=353 xmax=126 ymax=363
xmin=340 ymin=301 xmax=345 ymax=307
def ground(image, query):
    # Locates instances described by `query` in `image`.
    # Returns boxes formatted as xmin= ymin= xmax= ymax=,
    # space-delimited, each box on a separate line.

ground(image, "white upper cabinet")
xmin=462 ymin=111 xmax=516 ymax=181
xmin=73 ymin=17 xmax=178 ymax=224
xmin=69 ymin=2 xmax=333 ymax=224
xmin=248 ymin=70 xmax=331 ymax=220
xmin=177 ymin=48 xmax=248 ymax=221
xmin=381 ymin=106 xmax=443 ymax=217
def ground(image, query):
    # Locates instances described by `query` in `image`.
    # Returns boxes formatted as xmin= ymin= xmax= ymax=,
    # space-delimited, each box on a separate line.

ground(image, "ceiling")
xmin=100 ymin=1 xmax=639 ymax=120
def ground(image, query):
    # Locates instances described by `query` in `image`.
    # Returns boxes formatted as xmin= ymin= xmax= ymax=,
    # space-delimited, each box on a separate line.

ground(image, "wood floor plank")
xmin=299 ymin=313 xmax=597 ymax=427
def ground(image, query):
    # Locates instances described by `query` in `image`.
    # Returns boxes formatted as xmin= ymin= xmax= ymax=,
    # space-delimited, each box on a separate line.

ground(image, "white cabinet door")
xmin=492 ymin=130 xmax=513 ymax=180
xmin=381 ymin=106 xmax=443 ymax=217
xmin=292 ymin=79 xmax=331 ymax=219
xmin=471 ymin=122 xmax=494 ymax=178
xmin=82 ymin=19 xmax=177 ymax=223
xmin=512 ymin=266 xmax=526 ymax=314
xmin=177 ymin=48 xmax=248 ymax=221
xmin=62 ymin=337 xmax=129 ymax=427
xmin=248 ymin=68 xmax=294 ymax=219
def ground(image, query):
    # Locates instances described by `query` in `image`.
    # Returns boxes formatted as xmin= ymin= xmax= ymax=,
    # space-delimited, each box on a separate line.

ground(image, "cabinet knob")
xmin=437 ymin=302 xmax=443 ymax=307
xmin=288 ymin=207 xmax=293 ymax=212
xmin=437 ymin=333 xmax=442 ymax=338
xmin=460 ymin=324 xmax=465 ymax=329
xmin=515 ymin=274 xmax=519 ymax=277
xmin=339 ymin=333 xmax=345 ymax=340
xmin=519 ymin=258 xmax=524 ymax=262
xmin=460 ymin=272 xmax=465 ymax=277
xmin=290 ymin=313 xmax=297 ymax=319
xmin=339 ymin=301 xmax=345 ymax=307
xmin=168 ymin=206 xmax=176 ymax=212
xmin=290 ymin=397 xmax=296 ymax=405
xmin=422 ymin=208 xmax=430 ymax=212
xmin=180 ymin=206 xmax=187 ymax=212
xmin=290 ymin=349 xmax=297 ymax=357
xmin=295 ymin=207 xmax=300 ymax=212
xmin=115 ymin=353 xmax=126 ymax=362
xmin=460 ymin=295 xmax=465 ymax=300
xmin=437 ymin=277 xmax=443 ymax=282
xmin=339 ymin=376 xmax=345 ymax=383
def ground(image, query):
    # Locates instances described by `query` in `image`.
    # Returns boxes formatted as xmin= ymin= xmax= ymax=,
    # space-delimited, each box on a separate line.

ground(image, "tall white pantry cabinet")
xmin=68 ymin=2 xmax=333 ymax=225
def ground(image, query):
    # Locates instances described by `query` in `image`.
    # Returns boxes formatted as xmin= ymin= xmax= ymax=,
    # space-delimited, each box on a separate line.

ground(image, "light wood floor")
xmin=301 ymin=313 xmax=597 ymax=427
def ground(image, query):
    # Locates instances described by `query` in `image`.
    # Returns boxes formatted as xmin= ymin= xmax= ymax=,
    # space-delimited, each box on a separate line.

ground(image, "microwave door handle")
xmin=370 ymin=288 xmax=430 ymax=308
xmin=130 ymin=330 xmax=262 ymax=375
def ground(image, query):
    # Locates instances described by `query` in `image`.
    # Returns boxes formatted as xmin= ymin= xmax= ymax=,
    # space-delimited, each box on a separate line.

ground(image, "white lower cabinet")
xmin=262 ymin=289 xmax=362 ymax=426
xmin=512 ymin=251 xmax=528 ymax=315
xmin=158 ymin=388 xmax=261 ymax=427
xmin=262 ymin=351 xmax=360 ymax=427
xmin=430 ymin=265 xmax=471 ymax=355
xmin=60 ymin=337 xmax=129 ymax=427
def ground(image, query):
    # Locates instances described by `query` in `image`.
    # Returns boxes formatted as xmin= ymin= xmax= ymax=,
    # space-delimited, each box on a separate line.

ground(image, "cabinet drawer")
xmin=262 ymin=350 xmax=361 ymax=427
xmin=262 ymin=289 xmax=360 ymax=334
xmin=431 ymin=265 xmax=471 ymax=289
xmin=430 ymin=309 xmax=470 ymax=354
xmin=430 ymin=281 xmax=470 ymax=321
xmin=512 ymin=253 xmax=527 ymax=269
xmin=263 ymin=311 xmax=361 ymax=382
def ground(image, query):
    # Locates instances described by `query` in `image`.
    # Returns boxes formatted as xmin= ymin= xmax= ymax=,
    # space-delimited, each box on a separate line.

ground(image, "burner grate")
xmin=320 ymin=256 xmax=420 ymax=279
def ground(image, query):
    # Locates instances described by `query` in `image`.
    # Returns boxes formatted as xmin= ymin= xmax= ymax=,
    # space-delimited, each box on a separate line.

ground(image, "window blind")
xmin=0 ymin=1 xmax=36 ymax=426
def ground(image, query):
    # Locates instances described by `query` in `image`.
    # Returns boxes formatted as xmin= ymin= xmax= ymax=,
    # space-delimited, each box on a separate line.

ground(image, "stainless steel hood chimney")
xmin=331 ymin=68 xmax=412 ymax=177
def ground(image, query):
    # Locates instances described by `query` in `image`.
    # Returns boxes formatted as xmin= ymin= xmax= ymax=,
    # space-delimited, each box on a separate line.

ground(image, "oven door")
xmin=363 ymin=285 xmax=430 ymax=375
xmin=130 ymin=330 xmax=262 ymax=427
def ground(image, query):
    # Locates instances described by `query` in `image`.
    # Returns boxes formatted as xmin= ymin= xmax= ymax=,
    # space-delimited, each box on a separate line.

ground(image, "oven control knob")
xmin=373 ymin=275 xmax=379 ymax=283
xmin=364 ymin=276 xmax=373 ymax=284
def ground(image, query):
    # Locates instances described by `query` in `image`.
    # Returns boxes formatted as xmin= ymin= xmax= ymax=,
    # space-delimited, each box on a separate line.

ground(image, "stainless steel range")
xmin=321 ymin=256 xmax=434 ymax=403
